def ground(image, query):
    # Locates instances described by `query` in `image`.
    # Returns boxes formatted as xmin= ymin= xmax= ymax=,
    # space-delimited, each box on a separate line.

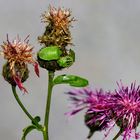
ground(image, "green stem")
xmin=42 ymin=126 xmax=47 ymax=140
xmin=112 ymin=129 xmax=122 ymax=140
xmin=44 ymin=71 xmax=55 ymax=140
xmin=11 ymin=85 xmax=41 ymax=129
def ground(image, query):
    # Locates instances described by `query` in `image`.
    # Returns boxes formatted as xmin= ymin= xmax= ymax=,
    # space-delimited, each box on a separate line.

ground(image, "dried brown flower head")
xmin=41 ymin=5 xmax=74 ymax=30
xmin=38 ymin=5 xmax=75 ymax=49
xmin=1 ymin=35 xmax=39 ymax=93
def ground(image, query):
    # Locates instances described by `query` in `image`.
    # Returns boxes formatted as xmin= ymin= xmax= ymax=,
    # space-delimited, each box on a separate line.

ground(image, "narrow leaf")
xmin=54 ymin=75 xmax=88 ymax=87
xmin=69 ymin=77 xmax=89 ymax=87
xmin=22 ymin=125 xmax=36 ymax=140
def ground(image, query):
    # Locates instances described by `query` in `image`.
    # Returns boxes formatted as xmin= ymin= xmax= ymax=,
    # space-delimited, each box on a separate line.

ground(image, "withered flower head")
xmin=42 ymin=5 xmax=74 ymax=29
xmin=1 ymin=35 xmax=39 ymax=93
xmin=38 ymin=5 xmax=75 ymax=48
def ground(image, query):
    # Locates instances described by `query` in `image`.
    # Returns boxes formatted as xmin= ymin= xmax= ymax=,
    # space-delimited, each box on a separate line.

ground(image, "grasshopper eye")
xmin=57 ymin=56 xmax=74 ymax=68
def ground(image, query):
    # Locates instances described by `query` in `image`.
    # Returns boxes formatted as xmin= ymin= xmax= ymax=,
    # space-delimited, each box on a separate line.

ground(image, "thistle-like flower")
xmin=38 ymin=5 xmax=75 ymax=49
xmin=111 ymin=82 xmax=140 ymax=140
xmin=66 ymin=83 xmax=140 ymax=140
xmin=1 ymin=35 xmax=39 ymax=93
xmin=66 ymin=88 xmax=114 ymax=139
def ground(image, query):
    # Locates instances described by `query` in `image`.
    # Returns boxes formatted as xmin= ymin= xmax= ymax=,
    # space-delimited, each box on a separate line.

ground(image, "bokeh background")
xmin=0 ymin=0 xmax=140 ymax=140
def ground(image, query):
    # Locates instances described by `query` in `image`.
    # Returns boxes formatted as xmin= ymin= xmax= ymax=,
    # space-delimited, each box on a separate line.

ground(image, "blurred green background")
xmin=0 ymin=0 xmax=140 ymax=140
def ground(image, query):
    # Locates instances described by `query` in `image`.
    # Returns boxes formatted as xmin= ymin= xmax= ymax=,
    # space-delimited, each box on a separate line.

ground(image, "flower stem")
xmin=44 ymin=71 xmax=55 ymax=140
xmin=112 ymin=129 xmax=122 ymax=140
xmin=42 ymin=126 xmax=47 ymax=140
xmin=11 ymin=85 xmax=41 ymax=129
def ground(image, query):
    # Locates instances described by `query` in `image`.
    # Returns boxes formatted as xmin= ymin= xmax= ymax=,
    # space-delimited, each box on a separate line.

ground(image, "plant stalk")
xmin=112 ymin=129 xmax=122 ymax=140
xmin=11 ymin=86 xmax=41 ymax=129
xmin=44 ymin=71 xmax=55 ymax=140
xmin=42 ymin=126 xmax=47 ymax=140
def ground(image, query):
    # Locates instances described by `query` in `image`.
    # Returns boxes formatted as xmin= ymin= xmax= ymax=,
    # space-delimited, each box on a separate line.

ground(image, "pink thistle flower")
xmin=112 ymin=82 xmax=140 ymax=140
xmin=66 ymin=88 xmax=114 ymax=139
xmin=66 ymin=82 xmax=140 ymax=140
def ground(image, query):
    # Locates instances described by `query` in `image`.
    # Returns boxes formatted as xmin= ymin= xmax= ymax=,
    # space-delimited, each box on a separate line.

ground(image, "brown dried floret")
xmin=38 ymin=5 xmax=75 ymax=49
xmin=41 ymin=5 xmax=74 ymax=30
xmin=1 ymin=35 xmax=39 ymax=93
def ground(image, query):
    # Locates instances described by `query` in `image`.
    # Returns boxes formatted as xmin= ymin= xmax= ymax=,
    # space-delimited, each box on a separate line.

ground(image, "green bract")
xmin=53 ymin=74 xmax=88 ymax=87
xmin=38 ymin=46 xmax=62 ymax=61
xmin=69 ymin=49 xmax=75 ymax=62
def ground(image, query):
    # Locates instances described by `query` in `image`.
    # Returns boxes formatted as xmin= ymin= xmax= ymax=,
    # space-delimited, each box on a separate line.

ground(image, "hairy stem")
xmin=44 ymin=71 xmax=55 ymax=140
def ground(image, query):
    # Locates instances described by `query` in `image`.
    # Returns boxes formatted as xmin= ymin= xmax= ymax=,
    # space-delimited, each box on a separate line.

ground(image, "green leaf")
xmin=53 ymin=75 xmax=88 ymax=87
xmin=69 ymin=77 xmax=89 ymax=87
xmin=38 ymin=46 xmax=62 ymax=61
xmin=22 ymin=116 xmax=41 ymax=140
xmin=22 ymin=125 xmax=37 ymax=140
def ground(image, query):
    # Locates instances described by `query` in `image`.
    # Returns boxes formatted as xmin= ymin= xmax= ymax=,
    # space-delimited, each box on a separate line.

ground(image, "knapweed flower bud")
xmin=3 ymin=62 xmax=29 ymax=90
xmin=37 ymin=5 xmax=75 ymax=71
xmin=85 ymin=112 xmax=111 ymax=139
xmin=1 ymin=35 xmax=39 ymax=93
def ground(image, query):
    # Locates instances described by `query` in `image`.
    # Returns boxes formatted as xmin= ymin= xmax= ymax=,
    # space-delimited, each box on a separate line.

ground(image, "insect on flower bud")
xmin=37 ymin=6 xmax=76 ymax=71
